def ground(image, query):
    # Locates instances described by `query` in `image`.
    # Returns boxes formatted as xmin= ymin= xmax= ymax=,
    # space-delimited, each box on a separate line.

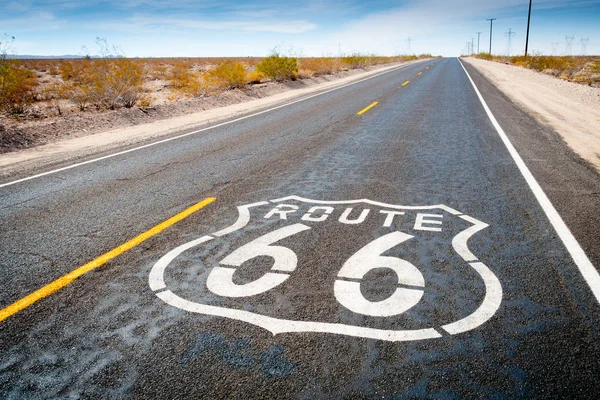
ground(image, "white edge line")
xmin=458 ymin=57 xmax=600 ymax=304
xmin=0 ymin=61 xmax=425 ymax=189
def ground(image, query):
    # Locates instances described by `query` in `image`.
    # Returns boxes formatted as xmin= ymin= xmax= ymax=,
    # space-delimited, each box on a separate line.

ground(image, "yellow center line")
xmin=418 ymin=71 xmax=423 ymax=76
xmin=0 ymin=197 xmax=216 ymax=323
xmin=402 ymin=80 xmax=410 ymax=86
xmin=426 ymin=66 xmax=430 ymax=70
xmin=357 ymin=101 xmax=378 ymax=115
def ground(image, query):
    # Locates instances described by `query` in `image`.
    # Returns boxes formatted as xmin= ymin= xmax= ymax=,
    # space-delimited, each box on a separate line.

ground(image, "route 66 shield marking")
xmin=149 ymin=196 xmax=502 ymax=342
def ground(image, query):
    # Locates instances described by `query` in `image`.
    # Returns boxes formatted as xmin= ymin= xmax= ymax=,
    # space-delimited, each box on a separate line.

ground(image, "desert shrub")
xmin=48 ymin=65 xmax=60 ymax=76
xmin=299 ymin=57 xmax=340 ymax=76
xmin=341 ymin=54 xmax=370 ymax=69
xmin=59 ymin=61 xmax=75 ymax=80
xmin=62 ymin=58 xmax=144 ymax=110
xmin=137 ymin=93 xmax=152 ymax=107
xmin=168 ymin=63 xmax=211 ymax=96
xmin=474 ymin=53 xmax=600 ymax=84
xmin=77 ymin=57 xmax=144 ymax=109
xmin=207 ymin=60 xmax=247 ymax=89
xmin=256 ymin=53 xmax=298 ymax=82
xmin=476 ymin=53 xmax=493 ymax=61
xmin=368 ymin=55 xmax=389 ymax=65
xmin=168 ymin=62 xmax=196 ymax=89
xmin=508 ymin=55 xmax=582 ymax=79
xmin=62 ymin=40 xmax=145 ymax=110
xmin=297 ymin=68 xmax=314 ymax=79
xmin=148 ymin=63 xmax=168 ymax=80
xmin=246 ymin=70 xmax=265 ymax=84
xmin=0 ymin=63 xmax=37 ymax=114
xmin=110 ymin=58 xmax=145 ymax=107
xmin=62 ymin=82 xmax=90 ymax=111
xmin=39 ymin=83 xmax=66 ymax=116
xmin=0 ymin=36 xmax=38 ymax=115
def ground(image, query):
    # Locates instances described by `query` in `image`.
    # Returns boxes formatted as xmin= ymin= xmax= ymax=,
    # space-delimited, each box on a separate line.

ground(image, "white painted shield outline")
xmin=149 ymin=195 xmax=502 ymax=342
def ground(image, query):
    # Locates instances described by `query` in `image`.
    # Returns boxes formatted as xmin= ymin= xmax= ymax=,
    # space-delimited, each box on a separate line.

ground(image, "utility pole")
xmin=471 ymin=38 xmax=475 ymax=56
xmin=551 ymin=41 xmax=559 ymax=56
xmin=407 ymin=37 xmax=412 ymax=55
xmin=487 ymin=18 xmax=497 ymax=54
xmin=477 ymin=32 xmax=482 ymax=54
xmin=525 ymin=0 xmax=532 ymax=57
xmin=505 ymin=28 xmax=516 ymax=56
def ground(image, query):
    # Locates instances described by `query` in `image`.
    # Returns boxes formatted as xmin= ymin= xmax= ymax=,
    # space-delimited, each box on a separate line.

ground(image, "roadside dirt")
xmin=463 ymin=57 xmax=600 ymax=172
xmin=0 ymin=61 xmax=417 ymax=177
xmin=0 ymin=66 xmax=382 ymax=154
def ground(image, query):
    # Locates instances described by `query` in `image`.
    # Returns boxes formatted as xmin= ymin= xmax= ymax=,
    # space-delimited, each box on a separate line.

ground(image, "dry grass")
xmin=471 ymin=54 xmax=600 ymax=85
xmin=1 ymin=53 xmax=436 ymax=118
xmin=299 ymin=57 xmax=341 ymax=76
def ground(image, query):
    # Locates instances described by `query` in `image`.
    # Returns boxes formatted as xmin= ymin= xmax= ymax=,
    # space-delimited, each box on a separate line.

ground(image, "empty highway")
xmin=1 ymin=58 xmax=600 ymax=398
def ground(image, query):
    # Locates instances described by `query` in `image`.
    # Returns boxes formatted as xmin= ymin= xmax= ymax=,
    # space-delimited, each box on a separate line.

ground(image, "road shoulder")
xmin=462 ymin=60 xmax=600 ymax=278
xmin=0 ymin=61 xmax=424 ymax=180
xmin=462 ymin=57 xmax=600 ymax=173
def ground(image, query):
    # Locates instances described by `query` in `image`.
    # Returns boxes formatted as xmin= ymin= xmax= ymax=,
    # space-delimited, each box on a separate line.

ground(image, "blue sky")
xmin=2 ymin=0 xmax=599 ymax=57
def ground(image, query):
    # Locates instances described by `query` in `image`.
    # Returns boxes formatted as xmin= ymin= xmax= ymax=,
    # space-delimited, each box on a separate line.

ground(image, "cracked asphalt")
xmin=1 ymin=58 xmax=599 ymax=398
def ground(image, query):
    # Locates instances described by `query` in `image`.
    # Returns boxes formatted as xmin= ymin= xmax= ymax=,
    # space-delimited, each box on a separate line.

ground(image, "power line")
xmin=487 ymin=18 xmax=497 ymax=54
xmin=565 ymin=35 xmax=574 ymax=56
xmin=505 ymin=28 xmax=516 ymax=56
xmin=580 ymin=37 xmax=589 ymax=55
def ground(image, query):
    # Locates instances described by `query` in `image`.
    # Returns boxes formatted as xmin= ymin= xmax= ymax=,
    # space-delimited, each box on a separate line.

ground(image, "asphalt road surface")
xmin=1 ymin=58 xmax=600 ymax=399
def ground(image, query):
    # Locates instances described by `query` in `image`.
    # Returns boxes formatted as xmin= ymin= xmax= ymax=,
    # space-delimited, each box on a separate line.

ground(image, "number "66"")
xmin=207 ymin=223 xmax=425 ymax=317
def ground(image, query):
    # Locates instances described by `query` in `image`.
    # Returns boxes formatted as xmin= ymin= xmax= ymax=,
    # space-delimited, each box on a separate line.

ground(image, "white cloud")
xmin=121 ymin=15 xmax=318 ymax=34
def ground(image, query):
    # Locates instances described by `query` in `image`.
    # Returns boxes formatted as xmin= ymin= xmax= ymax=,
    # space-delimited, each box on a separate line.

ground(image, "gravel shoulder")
xmin=0 ymin=61 xmax=421 ymax=178
xmin=462 ymin=57 xmax=600 ymax=172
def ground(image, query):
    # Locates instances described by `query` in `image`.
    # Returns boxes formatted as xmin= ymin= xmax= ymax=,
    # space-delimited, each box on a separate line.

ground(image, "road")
xmin=1 ymin=58 xmax=600 ymax=398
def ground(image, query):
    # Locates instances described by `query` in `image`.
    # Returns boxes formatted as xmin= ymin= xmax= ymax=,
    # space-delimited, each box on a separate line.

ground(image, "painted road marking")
xmin=458 ymin=58 xmax=600 ymax=304
xmin=418 ymin=72 xmax=423 ymax=76
xmin=402 ymin=80 xmax=410 ymax=87
xmin=426 ymin=66 xmax=430 ymax=70
xmin=0 ymin=61 xmax=431 ymax=190
xmin=0 ymin=197 xmax=216 ymax=323
xmin=357 ymin=102 xmax=378 ymax=115
xmin=150 ymin=196 xmax=502 ymax=342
